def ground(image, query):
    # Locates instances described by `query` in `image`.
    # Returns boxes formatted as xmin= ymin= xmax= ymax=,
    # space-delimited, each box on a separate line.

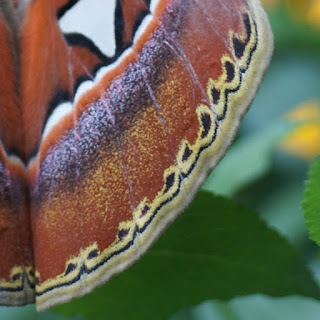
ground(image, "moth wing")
xmin=21 ymin=0 xmax=273 ymax=310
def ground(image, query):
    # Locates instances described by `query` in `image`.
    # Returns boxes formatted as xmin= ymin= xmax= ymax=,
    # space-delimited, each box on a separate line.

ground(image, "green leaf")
xmin=303 ymin=157 xmax=320 ymax=246
xmin=53 ymin=192 xmax=319 ymax=320
xmin=0 ymin=305 xmax=85 ymax=320
xmin=202 ymin=121 xmax=293 ymax=196
xmin=171 ymin=295 xmax=320 ymax=320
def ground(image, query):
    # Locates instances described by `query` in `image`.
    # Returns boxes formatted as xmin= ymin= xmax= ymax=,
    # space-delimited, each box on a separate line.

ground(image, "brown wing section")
xmin=21 ymin=0 xmax=273 ymax=311
xmin=0 ymin=8 xmax=34 ymax=306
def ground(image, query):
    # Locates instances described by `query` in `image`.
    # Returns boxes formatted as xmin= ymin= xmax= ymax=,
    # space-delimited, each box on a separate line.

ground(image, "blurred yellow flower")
xmin=261 ymin=0 xmax=320 ymax=29
xmin=307 ymin=1 xmax=320 ymax=28
xmin=279 ymin=101 xmax=320 ymax=161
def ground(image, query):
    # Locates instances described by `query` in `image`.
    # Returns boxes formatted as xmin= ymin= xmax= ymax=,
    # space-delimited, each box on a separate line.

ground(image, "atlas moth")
xmin=0 ymin=0 xmax=273 ymax=311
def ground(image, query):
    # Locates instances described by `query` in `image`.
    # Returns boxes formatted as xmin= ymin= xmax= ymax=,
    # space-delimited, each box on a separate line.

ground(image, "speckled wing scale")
xmin=0 ymin=0 xmax=273 ymax=311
